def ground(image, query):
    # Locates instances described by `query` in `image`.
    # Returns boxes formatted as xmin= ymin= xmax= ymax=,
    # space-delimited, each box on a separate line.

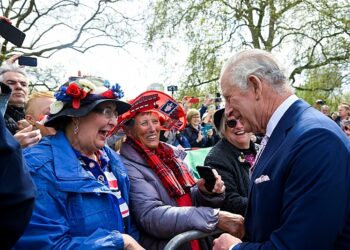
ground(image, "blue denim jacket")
xmin=15 ymin=131 xmax=139 ymax=250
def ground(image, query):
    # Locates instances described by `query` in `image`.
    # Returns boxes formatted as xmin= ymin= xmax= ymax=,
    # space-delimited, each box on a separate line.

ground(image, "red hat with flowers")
xmin=45 ymin=76 xmax=130 ymax=128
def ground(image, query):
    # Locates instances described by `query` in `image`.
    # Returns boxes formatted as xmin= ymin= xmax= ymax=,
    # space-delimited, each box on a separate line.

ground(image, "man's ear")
xmin=247 ymin=75 xmax=263 ymax=101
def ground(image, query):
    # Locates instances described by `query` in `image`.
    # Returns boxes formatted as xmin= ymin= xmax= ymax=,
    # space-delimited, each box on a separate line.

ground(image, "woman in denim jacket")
xmin=14 ymin=78 xmax=143 ymax=250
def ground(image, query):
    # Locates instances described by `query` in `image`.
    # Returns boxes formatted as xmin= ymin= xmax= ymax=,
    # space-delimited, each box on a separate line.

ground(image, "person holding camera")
xmin=0 ymin=64 xmax=42 ymax=148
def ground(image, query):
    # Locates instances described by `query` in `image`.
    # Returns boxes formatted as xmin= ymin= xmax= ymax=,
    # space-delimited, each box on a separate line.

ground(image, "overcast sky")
xmin=35 ymin=0 xmax=189 ymax=100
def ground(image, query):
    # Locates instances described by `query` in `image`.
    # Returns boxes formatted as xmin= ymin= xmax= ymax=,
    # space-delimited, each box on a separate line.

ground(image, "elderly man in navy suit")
xmin=213 ymin=49 xmax=350 ymax=250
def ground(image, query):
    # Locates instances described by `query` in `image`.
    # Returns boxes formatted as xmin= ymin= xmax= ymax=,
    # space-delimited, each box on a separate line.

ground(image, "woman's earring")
xmin=73 ymin=123 xmax=79 ymax=135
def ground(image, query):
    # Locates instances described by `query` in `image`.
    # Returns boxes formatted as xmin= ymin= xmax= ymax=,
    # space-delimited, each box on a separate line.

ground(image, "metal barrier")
xmin=163 ymin=229 xmax=223 ymax=250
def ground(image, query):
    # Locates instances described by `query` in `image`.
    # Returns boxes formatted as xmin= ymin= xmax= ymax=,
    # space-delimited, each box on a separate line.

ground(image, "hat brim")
xmin=213 ymin=108 xmax=225 ymax=131
xmin=115 ymin=90 xmax=186 ymax=133
xmin=45 ymin=99 xmax=131 ymax=128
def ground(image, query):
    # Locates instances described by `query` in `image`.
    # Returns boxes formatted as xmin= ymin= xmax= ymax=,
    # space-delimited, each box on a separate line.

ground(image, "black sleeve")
xmin=0 ymin=115 xmax=36 ymax=249
xmin=204 ymin=152 xmax=248 ymax=216
xmin=183 ymin=127 xmax=202 ymax=148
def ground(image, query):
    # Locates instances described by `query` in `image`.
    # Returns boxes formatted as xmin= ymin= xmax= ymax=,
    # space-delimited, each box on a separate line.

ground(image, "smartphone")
xmin=201 ymin=124 xmax=213 ymax=135
xmin=196 ymin=166 xmax=216 ymax=191
xmin=18 ymin=56 xmax=38 ymax=67
xmin=0 ymin=19 xmax=26 ymax=47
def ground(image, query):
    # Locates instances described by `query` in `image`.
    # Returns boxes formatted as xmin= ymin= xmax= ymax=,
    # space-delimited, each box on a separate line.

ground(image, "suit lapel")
xmin=249 ymin=100 xmax=311 ymax=189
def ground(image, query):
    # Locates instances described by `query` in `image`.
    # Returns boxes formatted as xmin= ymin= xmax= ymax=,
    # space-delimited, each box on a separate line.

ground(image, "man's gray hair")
xmin=220 ymin=49 xmax=291 ymax=94
xmin=0 ymin=64 xmax=28 ymax=82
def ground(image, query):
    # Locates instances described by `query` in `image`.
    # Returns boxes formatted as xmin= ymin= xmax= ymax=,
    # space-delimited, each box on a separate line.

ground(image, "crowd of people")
xmin=1 ymin=47 xmax=350 ymax=250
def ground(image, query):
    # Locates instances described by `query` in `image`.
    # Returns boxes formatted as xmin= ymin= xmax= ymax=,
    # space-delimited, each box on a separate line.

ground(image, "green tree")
xmin=146 ymin=0 xmax=350 ymax=96
xmin=295 ymin=65 xmax=345 ymax=110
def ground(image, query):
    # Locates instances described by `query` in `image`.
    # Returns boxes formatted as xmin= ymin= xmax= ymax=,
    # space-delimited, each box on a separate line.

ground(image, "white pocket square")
xmin=254 ymin=175 xmax=270 ymax=184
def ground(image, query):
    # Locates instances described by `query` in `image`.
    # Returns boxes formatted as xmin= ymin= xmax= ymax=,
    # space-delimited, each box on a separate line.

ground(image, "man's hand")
xmin=213 ymin=233 xmax=242 ymax=250
xmin=14 ymin=125 xmax=42 ymax=148
xmin=122 ymin=234 xmax=145 ymax=250
xmin=0 ymin=16 xmax=11 ymax=23
xmin=17 ymin=119 xmax=31 ymax=131
xmin=6 ymin=54 xmax=22 ymax=65
xmin=216 ymin=211 xmax=245 ymax=239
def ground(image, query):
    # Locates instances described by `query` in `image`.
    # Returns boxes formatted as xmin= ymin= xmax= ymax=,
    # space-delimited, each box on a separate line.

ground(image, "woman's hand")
xmin=14 ymin=125 xmax=42 ymax=148
xmin=196 ymin=130 xmax=203 ymax=143
xmin=216 ymin=211 xmax=245 ymax=239
xmin=197 ymin=169 xmax=225 ymax=194
xmin=122 ymin=234 xmax=145 ymax=250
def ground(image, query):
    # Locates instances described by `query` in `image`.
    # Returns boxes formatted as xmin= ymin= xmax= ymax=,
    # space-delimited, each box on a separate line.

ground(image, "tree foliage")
xmin=146 ymin=0 xmax=350 ymax=98
xmin=0 ymin=0 xmax=140 ymax=61
xmin=295 ymin=65 xmax=346 ymax=110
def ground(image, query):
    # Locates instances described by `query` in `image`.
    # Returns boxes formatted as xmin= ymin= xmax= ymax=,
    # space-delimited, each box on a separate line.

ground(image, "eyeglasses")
xmin=94 ymin=107 xmax=118 ymax=119
xmin=226 ymin=119 xmax=238 ymax=128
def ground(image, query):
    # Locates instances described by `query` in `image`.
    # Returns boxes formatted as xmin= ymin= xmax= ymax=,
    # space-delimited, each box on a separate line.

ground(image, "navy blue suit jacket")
xmin=237 ymin=100 xmax=350 ymax=249
xmin=0 ymin=114 xmax=35 ymax=249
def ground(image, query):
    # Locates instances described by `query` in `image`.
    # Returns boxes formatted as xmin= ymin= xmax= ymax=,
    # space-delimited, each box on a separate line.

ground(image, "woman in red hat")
xmin=118 ymin=90 xmax=244 ymax=250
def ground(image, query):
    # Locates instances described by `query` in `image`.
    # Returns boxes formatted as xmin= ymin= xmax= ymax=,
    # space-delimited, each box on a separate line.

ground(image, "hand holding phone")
xmin=196 ymin=166 xmax=216 ymax=192
xmin=18 ymin=56 xmax=37 ymax=67
xmin=0 ymin=19 xmax=26 ymax=47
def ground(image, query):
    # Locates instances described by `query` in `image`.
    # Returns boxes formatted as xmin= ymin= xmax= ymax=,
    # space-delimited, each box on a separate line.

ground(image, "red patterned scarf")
xmin=125 ymin=137 xmax=196 ymax=198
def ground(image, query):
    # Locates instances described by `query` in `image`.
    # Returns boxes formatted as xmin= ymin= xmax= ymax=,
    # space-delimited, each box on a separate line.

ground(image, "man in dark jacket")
xmin=214 ymin=49 xmax=350 ymax=250
xmin=0 ymin=64 xmax=42 ymax=147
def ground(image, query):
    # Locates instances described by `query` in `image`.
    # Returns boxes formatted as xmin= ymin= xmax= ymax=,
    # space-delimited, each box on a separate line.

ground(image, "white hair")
xmin=0 ymin=64 xmax=28 ymax=82
xmin=220 ymin=49 xmax=292 ymax=95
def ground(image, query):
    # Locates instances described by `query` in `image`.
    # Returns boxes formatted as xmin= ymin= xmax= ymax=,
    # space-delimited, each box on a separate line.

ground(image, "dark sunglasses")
xmin=226 ymin=119 xmax=238 ymax=128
